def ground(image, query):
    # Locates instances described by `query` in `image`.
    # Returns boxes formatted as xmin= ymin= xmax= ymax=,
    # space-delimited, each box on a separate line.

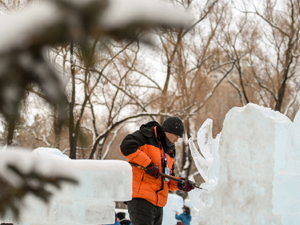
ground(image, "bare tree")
xmin=142 ymin=0 xmax=238 ymax=186
xmin=225 ymin=0 xmax=300 ymax=117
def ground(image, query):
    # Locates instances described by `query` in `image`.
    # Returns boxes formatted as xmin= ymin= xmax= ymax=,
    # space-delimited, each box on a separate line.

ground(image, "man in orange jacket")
xmin=119 ymin=116 xmax=195 ymax=225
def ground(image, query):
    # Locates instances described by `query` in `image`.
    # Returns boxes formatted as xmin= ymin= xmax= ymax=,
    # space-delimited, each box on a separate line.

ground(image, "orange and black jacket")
xmin=119 ymin=121 xmax=180 ymax=207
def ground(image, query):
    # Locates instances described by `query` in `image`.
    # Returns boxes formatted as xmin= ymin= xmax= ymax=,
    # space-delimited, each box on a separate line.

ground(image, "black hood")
xmin=140 ymin=121 xmax=160 ymax=137
xmin=140 ymin=121 xmax=175 ymax=157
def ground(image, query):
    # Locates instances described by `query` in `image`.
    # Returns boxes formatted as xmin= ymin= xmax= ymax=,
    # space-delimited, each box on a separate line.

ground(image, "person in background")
xmin=104 ymin=213 xmax=121 ymax=225
xmin=116 ymin=212 xmax=131 ymax=225
xmin=119 ymin=116 xmax=196 ymax=225
xmin=175 ymin=206 xmax=192 ymax=225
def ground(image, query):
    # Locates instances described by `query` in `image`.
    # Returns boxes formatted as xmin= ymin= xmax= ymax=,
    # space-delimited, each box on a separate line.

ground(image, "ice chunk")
xmin=293 ymin=109 xmax=300 ymax=158
xmin=0 ymin=146 xmax=77 ymax=188
xmin=197 ymin=119 xmax=213 ymax=161
xmin=191 ymin=103 xmax=299 ymax=224
xmin=32 ymin=147 xmax=71 ymax=160
xmin=188 ymin=119 xmax=214 ymax=182
xmin=0 ymin=147 xmax=132 ymax=225
xmin=188 ymin=118 xmax=220 ymax=212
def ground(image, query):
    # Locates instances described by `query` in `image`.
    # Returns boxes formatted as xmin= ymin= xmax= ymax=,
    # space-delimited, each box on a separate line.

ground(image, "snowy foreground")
xmin=189 ymin=103 xmax=300 ymax=225
xmin=1 ymin=103 xmax=300 ymax=225
xmin=0 ymin=148 xmax=132 ymax=225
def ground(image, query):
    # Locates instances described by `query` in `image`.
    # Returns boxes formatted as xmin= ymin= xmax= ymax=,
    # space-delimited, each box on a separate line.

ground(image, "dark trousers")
xmin=127 ymin=198 xmax=163 ymax=225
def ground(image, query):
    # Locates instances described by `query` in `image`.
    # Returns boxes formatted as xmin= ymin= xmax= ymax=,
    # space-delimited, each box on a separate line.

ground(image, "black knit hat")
xmin=161 ymin=116 xmax=184 ymax=137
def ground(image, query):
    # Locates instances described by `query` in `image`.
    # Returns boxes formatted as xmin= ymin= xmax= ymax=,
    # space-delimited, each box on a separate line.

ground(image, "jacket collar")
xmin=139 ymin=121 xmax=175 ymax=158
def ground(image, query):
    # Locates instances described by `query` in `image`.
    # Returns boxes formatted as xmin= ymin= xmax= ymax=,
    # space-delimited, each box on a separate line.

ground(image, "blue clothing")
xmin=175 ymin=212 xmax=191 ymax=225
xmin=105 ymin=220 xmax=121 ymax=225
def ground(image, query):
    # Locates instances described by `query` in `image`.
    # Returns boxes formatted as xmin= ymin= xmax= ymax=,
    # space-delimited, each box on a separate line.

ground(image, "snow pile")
xmin=0 ymin=147 xmax=132 ymax=225
xmin=189 ymin=103 xmax=300 ymax=225
xmin=0 ymin=147 xmax=77 ymax=188
xmin=32 ymin=147 xmax=71 ymax=160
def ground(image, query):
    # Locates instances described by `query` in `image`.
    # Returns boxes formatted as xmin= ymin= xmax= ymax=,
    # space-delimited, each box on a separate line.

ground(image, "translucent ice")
xmin=190 ymin=103 xmax=300 ymax=225
xmin=188 ymin=118 xmax=220 ymax=211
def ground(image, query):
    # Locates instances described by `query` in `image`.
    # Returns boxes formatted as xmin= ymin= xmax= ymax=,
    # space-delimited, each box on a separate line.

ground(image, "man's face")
xmin=165 ymin=132 xmax=180 ymax=144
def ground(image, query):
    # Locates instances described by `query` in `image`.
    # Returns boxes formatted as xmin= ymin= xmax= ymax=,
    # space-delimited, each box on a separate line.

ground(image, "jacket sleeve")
xmin=119 ymin=132 xmax=152 ymax=168
xmin=168 ymin=178 xmax=181 ymax=191
xmin=175 ymin=213 xmax=184 ymax=220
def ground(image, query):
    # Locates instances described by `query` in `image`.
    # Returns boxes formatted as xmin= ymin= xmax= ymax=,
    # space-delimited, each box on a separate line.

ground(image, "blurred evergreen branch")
xmin=0 ymin=164 xmax=78 ymax=220
xmin=0 ymin=0 xmax=190 ymax=144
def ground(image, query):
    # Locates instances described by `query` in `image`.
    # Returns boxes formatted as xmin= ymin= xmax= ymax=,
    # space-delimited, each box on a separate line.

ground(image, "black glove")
xmin=178 ymin=179 xmax=195 ymax=192
xmin=146 ymin=162 xmax=160 ymax=179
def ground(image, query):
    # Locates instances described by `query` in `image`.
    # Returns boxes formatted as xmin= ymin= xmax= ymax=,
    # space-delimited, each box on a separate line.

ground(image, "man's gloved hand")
xmin=146 ymin=162 xmax=160 ymax=179
xmin=178 ymin=179 xmax=196 ymax=192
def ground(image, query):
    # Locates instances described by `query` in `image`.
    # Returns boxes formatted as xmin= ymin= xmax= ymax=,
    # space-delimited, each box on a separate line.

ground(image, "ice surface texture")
xmin=189 ymin=103 xmax=300 ymax=225
xmin=0 ymin=147 xmax=132 ymax=225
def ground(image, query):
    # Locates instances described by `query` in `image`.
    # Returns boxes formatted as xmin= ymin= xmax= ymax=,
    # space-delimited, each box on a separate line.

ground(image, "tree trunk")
xmin=69 ymin=42 xmax=77 ymax=159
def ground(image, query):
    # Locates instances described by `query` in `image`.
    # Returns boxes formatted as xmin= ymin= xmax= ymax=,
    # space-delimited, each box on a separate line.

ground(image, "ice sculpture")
xmin=188 ymin=119 xmax=220 ymax=211
xmin=189 ymin=103 xmax=300 ymax=225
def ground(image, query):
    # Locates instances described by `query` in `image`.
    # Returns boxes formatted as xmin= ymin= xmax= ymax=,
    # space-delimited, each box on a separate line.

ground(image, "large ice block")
xmin=0 ymin=147 xmax=132 ymax=225
xmin=62 ymin=159 xmax=133 ymax=201
xmin=191 ymin=103 xmax=300 ymax=225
